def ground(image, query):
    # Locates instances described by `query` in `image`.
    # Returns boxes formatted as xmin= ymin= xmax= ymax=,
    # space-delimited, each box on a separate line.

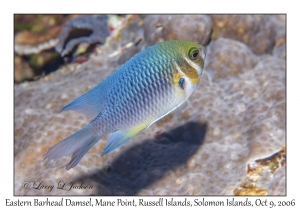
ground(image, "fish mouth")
xmin=200 ymin=46 xmax=206 ymax=61
xmin=199 ymin=67 xmax=204 ymax=76
xmin=199 ymin=46 xmax=206 ymax=75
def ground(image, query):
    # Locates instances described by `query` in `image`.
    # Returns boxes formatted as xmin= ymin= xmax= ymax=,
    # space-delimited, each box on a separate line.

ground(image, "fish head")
xmin=170 ymin=40 xmax=206 ymax=99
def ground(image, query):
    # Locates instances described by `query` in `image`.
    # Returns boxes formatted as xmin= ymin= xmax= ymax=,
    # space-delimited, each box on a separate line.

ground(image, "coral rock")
xmin=211 ymin=15 xmax=285 ymax=55
xmin=55 ymin=15 xmax=110 ymax=57
xmin=14 ymin=27 xmax=61 ymax=55
xmin=14 ymin=15 xmax=285 ymax=195
xmin=205 ymin=38 xmax=258 ymax=79
xmin=143 ymin=15 xmax=212 ymax=45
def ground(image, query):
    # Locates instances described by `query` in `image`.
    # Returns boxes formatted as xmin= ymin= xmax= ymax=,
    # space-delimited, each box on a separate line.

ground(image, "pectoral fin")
xmin=101 ymin=123 xmax=149 ymax=156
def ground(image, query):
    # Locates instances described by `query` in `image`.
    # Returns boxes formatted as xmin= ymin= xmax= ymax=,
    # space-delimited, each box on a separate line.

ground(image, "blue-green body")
xmin=44 ymin=40 xmax=206 ymax=170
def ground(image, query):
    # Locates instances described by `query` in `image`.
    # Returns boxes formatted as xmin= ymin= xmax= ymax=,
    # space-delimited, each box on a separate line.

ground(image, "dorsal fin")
xmin=60 ymin=79 xmax=110 ymax=119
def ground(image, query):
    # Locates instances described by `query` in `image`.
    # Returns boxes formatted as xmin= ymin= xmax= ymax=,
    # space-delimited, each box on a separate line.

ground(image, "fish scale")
xmin=44 ymin=40 xmax=206 ymax=170
xmin=107 ymin=63 xmax=173 ymax=124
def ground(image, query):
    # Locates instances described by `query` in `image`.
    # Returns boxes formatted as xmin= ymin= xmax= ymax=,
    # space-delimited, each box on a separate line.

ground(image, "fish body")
xmin=44 ymin=40 xmax=206 ymax=169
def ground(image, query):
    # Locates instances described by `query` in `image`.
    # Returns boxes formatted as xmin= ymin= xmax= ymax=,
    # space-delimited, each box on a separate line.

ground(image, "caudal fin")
xmin=44 ymin=124 xmax=102 ymax=170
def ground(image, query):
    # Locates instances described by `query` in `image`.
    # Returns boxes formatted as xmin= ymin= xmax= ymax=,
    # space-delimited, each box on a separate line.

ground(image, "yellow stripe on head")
xmin=174 ymin=59 xmax=199 ymax=85
xmin=182 ymin=57 xmax=201 ymax=84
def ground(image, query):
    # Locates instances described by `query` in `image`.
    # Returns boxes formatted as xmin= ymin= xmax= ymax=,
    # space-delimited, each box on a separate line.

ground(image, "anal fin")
xmin=101 ymin=123 xmax=149 ymax=156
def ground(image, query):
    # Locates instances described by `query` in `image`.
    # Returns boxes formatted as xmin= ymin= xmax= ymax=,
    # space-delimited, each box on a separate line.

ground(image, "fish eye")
xmin=179 ymin=78 xmax=185 ymax=89
xmin=189 ymin=49 xmax=199 ymax=60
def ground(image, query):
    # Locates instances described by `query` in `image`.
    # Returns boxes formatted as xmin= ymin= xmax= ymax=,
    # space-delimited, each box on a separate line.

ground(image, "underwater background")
xmin=14 ymin=14 xmax=286 ymax=195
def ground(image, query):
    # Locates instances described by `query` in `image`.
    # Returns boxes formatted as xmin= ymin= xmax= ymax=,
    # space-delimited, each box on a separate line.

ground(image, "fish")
xmin=44 ymin=40 xmax=206 ymax=170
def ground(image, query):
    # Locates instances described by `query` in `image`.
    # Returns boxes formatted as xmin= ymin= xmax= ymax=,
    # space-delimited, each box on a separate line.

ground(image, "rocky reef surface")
xmin=14 ymin=14 xmax=286 ymax=195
